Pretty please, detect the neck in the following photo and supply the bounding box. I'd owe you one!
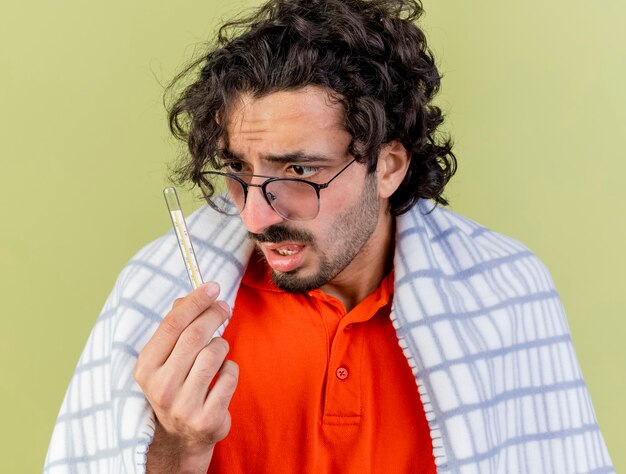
[320,213,395,312]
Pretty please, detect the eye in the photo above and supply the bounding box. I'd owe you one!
[289,165,319,178]
[221,161,245,173]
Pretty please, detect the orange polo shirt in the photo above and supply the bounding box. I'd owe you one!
[210,253,436,473]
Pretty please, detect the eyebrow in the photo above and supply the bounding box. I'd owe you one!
[217,148,243,161]
[217,148,335,164]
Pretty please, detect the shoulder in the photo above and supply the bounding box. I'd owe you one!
[400,200,532,256]
[396,200,558,301]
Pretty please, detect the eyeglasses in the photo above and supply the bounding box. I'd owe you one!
[200,159,356,221]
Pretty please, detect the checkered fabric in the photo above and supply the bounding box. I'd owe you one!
[44,199,613,473]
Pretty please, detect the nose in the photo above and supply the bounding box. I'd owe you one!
[239,185,285,234]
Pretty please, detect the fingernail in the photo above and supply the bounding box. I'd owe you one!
[204,282,220,298]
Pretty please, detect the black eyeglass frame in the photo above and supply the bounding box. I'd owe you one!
[200,158,357,221]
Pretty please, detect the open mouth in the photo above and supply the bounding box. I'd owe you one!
[262,243,306,272]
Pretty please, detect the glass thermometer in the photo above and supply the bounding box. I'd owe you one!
[163,187,204,289]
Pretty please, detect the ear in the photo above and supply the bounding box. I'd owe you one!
[376,140,411,199]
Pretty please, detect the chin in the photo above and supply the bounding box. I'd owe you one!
[270,268,327,294]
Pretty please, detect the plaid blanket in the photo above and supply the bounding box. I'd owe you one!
[44,199,613,473]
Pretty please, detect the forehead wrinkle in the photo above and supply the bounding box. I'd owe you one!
[222,88,351,165]
[228,90,345,134]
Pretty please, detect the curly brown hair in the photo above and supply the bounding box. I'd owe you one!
[167,0,456,214]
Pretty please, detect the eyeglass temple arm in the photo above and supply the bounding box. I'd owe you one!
[323,158,357,188]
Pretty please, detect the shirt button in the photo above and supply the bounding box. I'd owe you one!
[336,367,349,380]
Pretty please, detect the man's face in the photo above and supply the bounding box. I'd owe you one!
[223,87,387,293]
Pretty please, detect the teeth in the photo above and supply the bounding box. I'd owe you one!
[276,248,298,256]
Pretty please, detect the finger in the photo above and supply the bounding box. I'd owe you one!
[181,337,231,399]
[137,282,220,371]
[167,300,230,363]
[171,297,184,309]
[156,301,230,388]
[203,360,239,416]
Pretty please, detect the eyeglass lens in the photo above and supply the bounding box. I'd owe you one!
[209,175,321,221]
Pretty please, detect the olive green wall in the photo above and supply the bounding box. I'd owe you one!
[1,0,623,471]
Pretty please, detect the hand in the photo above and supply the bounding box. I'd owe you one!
[134,282,239,473]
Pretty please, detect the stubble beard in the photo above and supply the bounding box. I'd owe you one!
[251,174,380,293]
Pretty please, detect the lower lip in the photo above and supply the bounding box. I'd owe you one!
[263,246,306,273]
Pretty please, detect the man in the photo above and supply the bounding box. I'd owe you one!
[45,0,613,473]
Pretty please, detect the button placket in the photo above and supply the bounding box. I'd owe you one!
[323,322,364,422]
